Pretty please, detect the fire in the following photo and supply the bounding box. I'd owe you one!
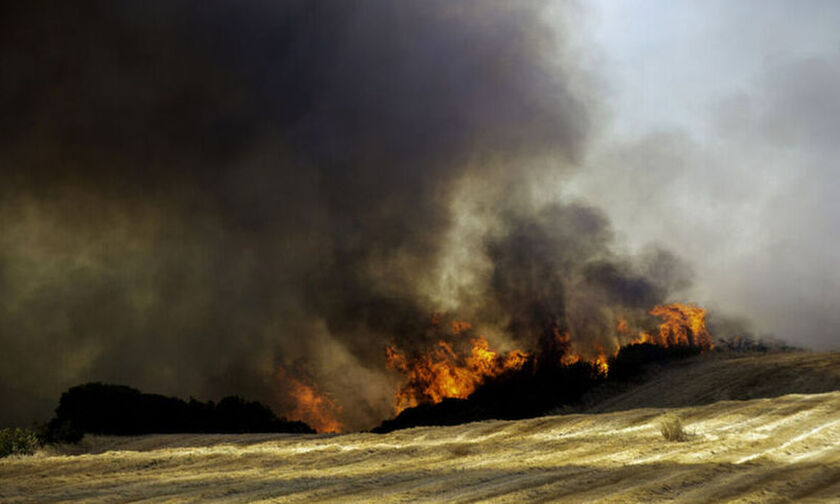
[593,345,610,374]
[386,303,713,414]
[561,353,581,366]
[276,367,344,434]
[645,303,712,349]
[451,320,473,334]
[386,335,528,414]
[616,318,629,334]
[632,331,653,344]
[502,349,529,369]
[560,344,611,375]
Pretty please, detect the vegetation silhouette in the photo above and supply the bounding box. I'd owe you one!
[44,383,314,443]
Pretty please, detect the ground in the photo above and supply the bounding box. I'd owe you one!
[3,351,840,503]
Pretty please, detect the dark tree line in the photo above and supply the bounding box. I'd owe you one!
[44,383,314,443]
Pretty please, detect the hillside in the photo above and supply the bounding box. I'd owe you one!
[581,350,840,413]
[3,351,840,503]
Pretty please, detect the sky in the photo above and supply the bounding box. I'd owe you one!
[1,1,839,429]
[568,0,840,349]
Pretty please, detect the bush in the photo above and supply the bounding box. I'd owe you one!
[44,382,315,443]
[43,418,84,444]
[0,427,41,457]
[659,415,689,442]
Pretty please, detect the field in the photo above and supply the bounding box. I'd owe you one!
[3,352,840,503]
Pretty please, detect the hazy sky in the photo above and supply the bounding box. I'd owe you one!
[568,0,840,348]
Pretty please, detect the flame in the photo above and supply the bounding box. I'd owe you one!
[593,345,610,374]
[632,331,652,344]
[646,303,713,349]
[386,335,527,414]
[277,367,344,434]
[616,318,629,334]
[560,344,611,375]
[561,353,581,366]
[386,303,713,414]
[502,349,529,369]
[451,320,473,334]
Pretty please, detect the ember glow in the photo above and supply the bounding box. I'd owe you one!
[277,367,344,434]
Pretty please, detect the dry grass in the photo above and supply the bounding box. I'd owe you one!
[4,390,840,502]
[658,415,689,442]
[447,442,473,457]
[5,352,840,503]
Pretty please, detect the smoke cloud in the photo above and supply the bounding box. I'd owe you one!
[573,0,840,351]
[1,0,697,430]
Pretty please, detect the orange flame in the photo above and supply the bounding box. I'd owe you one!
[616,318,629,334]
[451,320,473,334]
[560,343,612,375]
[386,304,713,414]
[645,303,712,349]
[594,345,610,374]
[277,367,344,434]
[633,331,653,344]
[560,353,581,366]
[386,336,527,414]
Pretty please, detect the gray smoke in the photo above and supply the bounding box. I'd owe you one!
[573,0,840,351]
[0,0,695,430]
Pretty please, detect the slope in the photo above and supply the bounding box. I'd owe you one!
[2,352,840,503]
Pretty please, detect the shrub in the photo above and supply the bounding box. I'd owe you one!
[659,415,689,442]
[43,382,315,442]
[43,418,84,444]
[0,427,41,457]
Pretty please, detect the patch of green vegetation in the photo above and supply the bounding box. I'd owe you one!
[0,427,41,457]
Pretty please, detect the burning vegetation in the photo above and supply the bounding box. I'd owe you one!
[276,367,344,434]
[646,303,712,348]
[386,337,528,414]
[3,0,776,442]
[1,1,726,440]
[269,302,714,434]
[373,303,713,432]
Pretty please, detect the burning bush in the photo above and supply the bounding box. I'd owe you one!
[276,367,344,434]
[374,303,713,433]
[385,337,527,414]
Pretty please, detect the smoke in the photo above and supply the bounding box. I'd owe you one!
[475,203,691,356]
[570,0,840,351]
[0,0,697,430]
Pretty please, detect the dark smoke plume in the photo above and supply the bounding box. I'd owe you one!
[474,203,692,358]
[0,1,690,430]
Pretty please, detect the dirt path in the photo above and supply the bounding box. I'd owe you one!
[3,353,840,503]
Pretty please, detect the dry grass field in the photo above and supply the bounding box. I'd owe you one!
[3,351,840,503]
